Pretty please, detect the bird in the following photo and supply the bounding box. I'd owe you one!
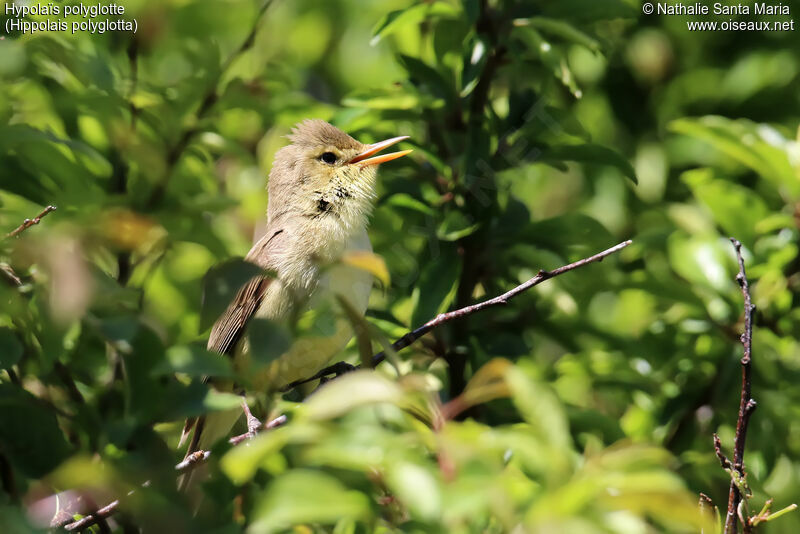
[179,119,411,481]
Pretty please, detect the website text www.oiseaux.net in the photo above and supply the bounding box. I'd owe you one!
[642,3,795,32]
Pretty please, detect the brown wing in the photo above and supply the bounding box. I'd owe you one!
[179,227,286,451]
[207,227,285,356]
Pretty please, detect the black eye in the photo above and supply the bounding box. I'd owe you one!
[320,152,337,164]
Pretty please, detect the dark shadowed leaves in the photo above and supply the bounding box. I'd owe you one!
[0,328,23,369]
[411,244,461,328]
[0,384,70,477]
[540,143,638,184]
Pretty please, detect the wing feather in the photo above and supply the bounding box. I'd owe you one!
[207,227,285,356]
[180,228,286,455]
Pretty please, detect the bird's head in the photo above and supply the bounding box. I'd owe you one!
[267,120,411,231]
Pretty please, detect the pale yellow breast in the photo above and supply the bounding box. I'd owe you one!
[242,228,373,390]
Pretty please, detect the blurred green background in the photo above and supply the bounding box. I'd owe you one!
[1,0,800,532]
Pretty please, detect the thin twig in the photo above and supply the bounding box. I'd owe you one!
[723,238,757,534]
[5,205,56,239]
[714,433,731,470]
[59,414,286,531]
[282,240,633,391]
[63,499,120,532]
[228,414,287,446]
[0,263,22,286]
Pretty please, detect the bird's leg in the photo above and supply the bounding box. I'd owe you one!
[240,398,262,437]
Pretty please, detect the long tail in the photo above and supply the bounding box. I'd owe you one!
[178,408,241,491]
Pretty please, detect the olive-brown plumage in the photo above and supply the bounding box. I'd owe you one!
[180,120,410,486]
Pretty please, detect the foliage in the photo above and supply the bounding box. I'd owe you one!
[1,0,799,532]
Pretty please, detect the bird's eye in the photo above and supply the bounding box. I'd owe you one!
[320,152,337,164]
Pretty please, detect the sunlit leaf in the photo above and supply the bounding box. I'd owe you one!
[304,371,404,420]
[249,469,370,532]
[335,295,374,368]
[371,2,461,44]
[383,193,435,216]
[514,17,600,51]
[340,250,390,287]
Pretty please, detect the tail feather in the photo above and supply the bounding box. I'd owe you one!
[178,416,196,448]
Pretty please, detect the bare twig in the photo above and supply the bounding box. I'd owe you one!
[62,499,121,532]
[282,240,633,391]
[714,433,732,470]
[228,414,287,446]
[0,263,22,286]
[5,205,56,239]
[58,413,286,531]
[174,450,211,472]
[723,238,757,534]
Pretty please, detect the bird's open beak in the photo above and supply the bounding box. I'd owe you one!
[348,135,412,167]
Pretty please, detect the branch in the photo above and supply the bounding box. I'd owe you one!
[56,413,286,532]
[62,499,121,532]
[2,205,57,286]
[282,240,633,391]
[723,238,757,534]
[5,205,56,239]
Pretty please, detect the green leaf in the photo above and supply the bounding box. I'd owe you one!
[461,34,489,97]
[383,193,435,216]
[371,2,460,44]
[385,462,442,520]
[335,295,374,368]
[221,425,293,485]
[249,469,370,532]
[516,27,582,98]
[682,168,768,246]
[540,143,638,184]
[248,318,292,369]
[343,86,444,111]
[200,258,270,331]
[506,367,571,450]
[515,17,600,51]
[0,384,71,477]
[398,54,454,104]
[304,371,404,420]
[340,250,390,287]
[0,328,23,369]
[152,344,234,378]
[669,116,800,198]
[410,244,461,327]
[437,211,481,241]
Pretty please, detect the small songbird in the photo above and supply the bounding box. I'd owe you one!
[181,120,411,470]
